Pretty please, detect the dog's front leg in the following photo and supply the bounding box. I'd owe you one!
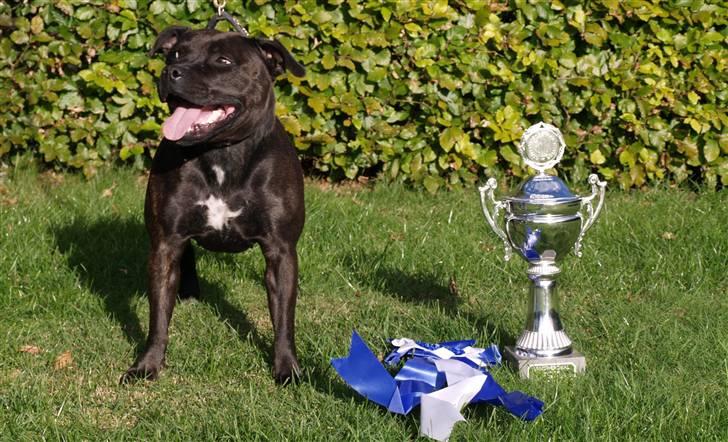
[261,240,300,384]
[121,239,185,383]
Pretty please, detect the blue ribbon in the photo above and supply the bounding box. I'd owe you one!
[331,331,544,422]
[330,331,405,413]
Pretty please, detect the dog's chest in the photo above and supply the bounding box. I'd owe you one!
[172,161,259,250]
[189,163,239,229]
[195,194,242,230]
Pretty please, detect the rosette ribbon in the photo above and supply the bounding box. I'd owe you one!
[331,331,543,441]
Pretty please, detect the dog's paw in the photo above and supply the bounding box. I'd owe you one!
[273,354,301,385]
[177,291,200,303]
[177,282,200,301]
[119,363,161,385]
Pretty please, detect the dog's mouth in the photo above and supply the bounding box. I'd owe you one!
[162,98,237,142]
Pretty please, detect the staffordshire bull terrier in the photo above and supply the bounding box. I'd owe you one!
[120,26,306,384]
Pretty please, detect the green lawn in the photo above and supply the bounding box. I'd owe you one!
[1,167,726,441]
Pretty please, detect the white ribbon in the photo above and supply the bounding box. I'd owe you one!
[420,359,488,441]
[389,338,496,368]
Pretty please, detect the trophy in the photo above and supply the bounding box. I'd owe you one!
[478,122,606,378]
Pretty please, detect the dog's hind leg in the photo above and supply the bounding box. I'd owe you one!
[178,242,200,300]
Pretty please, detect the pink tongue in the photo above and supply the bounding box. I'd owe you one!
[162,106,204,141]
[161,105,235,141]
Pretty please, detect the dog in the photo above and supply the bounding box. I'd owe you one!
[120,26,306,384]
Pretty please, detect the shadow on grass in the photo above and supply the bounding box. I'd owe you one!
[53,217,148,351]
[341,251,514,346]
[196,277,273,364]
[51,217,273,366]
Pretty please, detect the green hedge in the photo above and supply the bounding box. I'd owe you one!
[2,0,726,190]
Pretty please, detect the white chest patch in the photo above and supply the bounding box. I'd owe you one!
[197,195,242,230]
[211,165,225,185]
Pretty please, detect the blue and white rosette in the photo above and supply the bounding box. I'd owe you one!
[331,331,543,441]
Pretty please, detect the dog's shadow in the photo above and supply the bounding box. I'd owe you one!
[53,217,148,350]
[52,217,270,361]
[341,250,514,347]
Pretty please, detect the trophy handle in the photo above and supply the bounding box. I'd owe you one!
[574,174,606,257]
[478,178,513,261]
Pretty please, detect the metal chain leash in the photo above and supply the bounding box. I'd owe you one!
[212,0,226,16]
[208,0,249,37]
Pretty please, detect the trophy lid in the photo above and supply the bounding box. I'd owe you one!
[506,174,581,214]
[513,174,576,200]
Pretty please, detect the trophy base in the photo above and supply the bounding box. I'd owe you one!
[504,346,586,379]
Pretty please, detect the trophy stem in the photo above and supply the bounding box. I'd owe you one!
[505,264,586,378]
[517,267,572,357]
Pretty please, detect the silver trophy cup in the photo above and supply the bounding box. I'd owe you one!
[479,122,606,378]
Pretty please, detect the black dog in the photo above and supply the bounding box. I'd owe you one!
[120,26,305,384]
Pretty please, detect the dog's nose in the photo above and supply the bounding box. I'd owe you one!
[170,68,183,80]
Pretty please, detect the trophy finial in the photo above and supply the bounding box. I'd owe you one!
[518,122,565,174]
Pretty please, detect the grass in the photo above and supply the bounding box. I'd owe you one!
[0,167,726,441]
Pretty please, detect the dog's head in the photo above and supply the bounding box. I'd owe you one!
[150,27,305,145]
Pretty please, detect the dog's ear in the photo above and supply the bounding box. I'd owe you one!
[149,26,189,57]
[256,39,306,78]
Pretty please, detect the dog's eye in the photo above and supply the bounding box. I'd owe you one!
[217,56,233,65]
